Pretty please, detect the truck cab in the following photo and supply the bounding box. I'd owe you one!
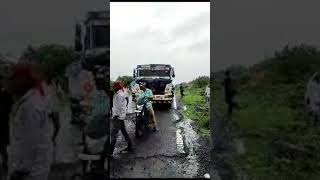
[68,12,110,166]
[66,10,109,111]
[75,10,109,79]
[133,64,175,105]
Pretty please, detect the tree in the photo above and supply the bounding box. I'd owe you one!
[190,76,210,88]
[274,43,319,60]
[20,44,76,84]
[116,75,134,87]
[20,45,36,61]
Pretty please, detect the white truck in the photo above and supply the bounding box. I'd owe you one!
[132,64,175,105]
[66,10,109,99]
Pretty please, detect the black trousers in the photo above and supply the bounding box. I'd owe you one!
[0,145,7,171]
[226,100,239,119]
[110,119,132,156]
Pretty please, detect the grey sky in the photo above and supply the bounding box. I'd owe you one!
[213,0,320,72]
[0,0,107,57]
[110,2,210,84]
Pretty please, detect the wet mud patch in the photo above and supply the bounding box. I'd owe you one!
[173,96,211,178]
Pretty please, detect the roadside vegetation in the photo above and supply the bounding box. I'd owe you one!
[116,75,134,87]
[213,44,320,179]
[178,76,210,136]
[0,44,75,88]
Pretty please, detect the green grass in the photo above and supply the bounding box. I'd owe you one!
[213,84,320,180]
[177,87,210,136]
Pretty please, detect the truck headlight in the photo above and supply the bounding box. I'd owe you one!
[165,84,172,92]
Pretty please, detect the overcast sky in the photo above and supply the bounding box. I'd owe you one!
[0,0,107,57]
[110,2,210,84]
[213,0,320,72]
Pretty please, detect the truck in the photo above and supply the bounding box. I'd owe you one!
[76,10,109,79]
[66,10,110,175]
[66,10,109,127]
[132,64,175,105]
[66,10,109,98]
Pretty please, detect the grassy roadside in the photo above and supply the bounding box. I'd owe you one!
[213,83,320,180]
[177,87,210,136]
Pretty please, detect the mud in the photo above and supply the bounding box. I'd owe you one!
[110,95,210,178]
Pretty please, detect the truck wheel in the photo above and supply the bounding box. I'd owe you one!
[167,101,172,109]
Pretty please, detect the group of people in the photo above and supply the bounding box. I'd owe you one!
[0,62,62,180]
[109,81,158,158]
[0,60,162,179]
[0,61,112,180]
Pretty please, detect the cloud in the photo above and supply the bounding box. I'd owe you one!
[111,2,210,84]
[170,11,210,42]
[187,38,210,52]
[0,0,106,55]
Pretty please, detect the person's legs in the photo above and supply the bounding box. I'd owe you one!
[119,121,132,148]
[227,102,233,120]
[147,107,157,129]
[97,137,109,172]
[0,145,7,173]
[110,120,120,157]
[0,152,4,180]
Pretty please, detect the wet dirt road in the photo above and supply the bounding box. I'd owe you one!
[110,97,209,178]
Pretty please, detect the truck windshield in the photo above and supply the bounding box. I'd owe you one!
[138,69,170,77]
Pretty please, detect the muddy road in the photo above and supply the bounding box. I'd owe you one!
[110,97,210,178]
[46,95,210,179]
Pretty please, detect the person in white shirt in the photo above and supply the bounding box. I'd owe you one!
[110,81,133,158]
[205,85,210,103]
[7,63,53,180]
[305,72,320,125]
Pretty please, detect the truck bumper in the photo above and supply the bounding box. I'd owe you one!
[153,95,173,104]
[153,100,172,104]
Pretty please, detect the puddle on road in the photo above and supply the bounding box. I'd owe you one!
[172,95,177,110]
[173,110,200,177]
[176,129,186,154]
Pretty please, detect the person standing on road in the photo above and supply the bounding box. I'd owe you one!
[110,81,133,158]
[205,85,210,103]
[130,80,140,102]
[124,87,129,108]
[7,63,54,180]
[138,82,158,132]
[180,84,184,99]
[223,70,238,120]
[86,77,110,172]
[305,72,320,126]
[42,80,61,147]
[0,81,14,179]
